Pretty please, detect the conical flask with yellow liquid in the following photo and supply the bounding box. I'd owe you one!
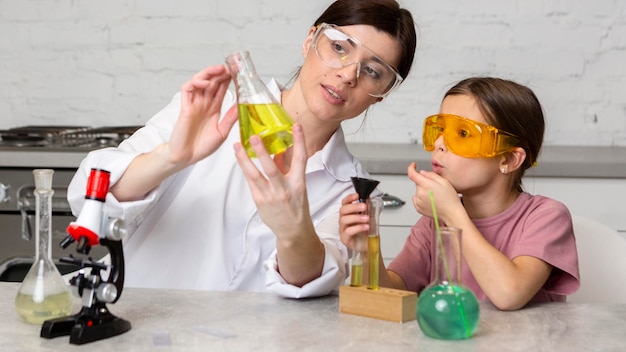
[225,51,294,157]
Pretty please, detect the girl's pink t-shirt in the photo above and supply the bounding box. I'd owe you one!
[387,192,580,303]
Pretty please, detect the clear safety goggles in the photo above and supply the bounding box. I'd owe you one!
[423,114,527,159]
[311,23,403,98]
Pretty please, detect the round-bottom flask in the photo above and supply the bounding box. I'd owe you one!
[417,227,480,339]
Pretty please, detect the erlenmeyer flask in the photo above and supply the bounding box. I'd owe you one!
[225,51,294,157]
[15,169,72,325]
[417,227,480,339]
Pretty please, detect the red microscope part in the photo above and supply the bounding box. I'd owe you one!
[63,169,111,252]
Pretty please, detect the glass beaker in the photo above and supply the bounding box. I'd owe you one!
[225,51,294,157]
[15,169,73,325]
[417,227,479,340]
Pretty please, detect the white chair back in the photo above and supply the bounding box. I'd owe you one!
[568,215,626,303]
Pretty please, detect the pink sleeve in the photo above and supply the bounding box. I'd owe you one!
[387,217,435,293]
[511,200,580,295]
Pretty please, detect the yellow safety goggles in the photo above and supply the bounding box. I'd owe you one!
[423,114,525,159]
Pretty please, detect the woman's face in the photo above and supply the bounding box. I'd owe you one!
[298,24,402,123]
[432,94,502,195]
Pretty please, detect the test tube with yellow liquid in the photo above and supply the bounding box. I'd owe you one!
[349,177,380,288]
[226,51,294,157]
[366,197,383,290]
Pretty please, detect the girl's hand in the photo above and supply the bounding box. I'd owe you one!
[338,193,369,249]
[167,65,239,167]
[407,162,463,223]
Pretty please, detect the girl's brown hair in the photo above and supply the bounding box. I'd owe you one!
[445,77,545,192]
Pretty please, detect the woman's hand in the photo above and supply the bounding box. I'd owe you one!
[111,65,238,202]
[338,193,369,249]
[234,123,324,286]
[407,162,463,224]
[167,65,239,168]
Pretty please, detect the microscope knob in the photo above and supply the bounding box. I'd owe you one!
[102,217,128,241]
[96,283,118,303]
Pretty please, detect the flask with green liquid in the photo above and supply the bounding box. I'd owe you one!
[417,227,480,339]
[225,51,294,157]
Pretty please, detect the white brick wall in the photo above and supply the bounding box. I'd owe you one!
[1,0,624,146]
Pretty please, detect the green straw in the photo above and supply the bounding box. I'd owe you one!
[429,190,471,337]
[430,190,451,283]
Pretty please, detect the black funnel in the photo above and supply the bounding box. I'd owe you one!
[351,177,380,203]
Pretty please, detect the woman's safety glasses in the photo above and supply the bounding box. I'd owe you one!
[423,114,526,159]
[312,23,403,98]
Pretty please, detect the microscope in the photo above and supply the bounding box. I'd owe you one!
[40,168,132,345]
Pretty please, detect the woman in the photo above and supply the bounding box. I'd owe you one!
[339,77,580,309]
[67,0,417,298]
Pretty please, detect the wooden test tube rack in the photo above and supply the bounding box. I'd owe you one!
[339,285,418,323]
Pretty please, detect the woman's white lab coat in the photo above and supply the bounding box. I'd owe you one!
[67,80,373,298]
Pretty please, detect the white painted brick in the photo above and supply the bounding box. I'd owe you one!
[0,0,624,146]
[134,0,217,18]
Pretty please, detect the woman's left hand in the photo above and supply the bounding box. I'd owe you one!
[234,123,323,286]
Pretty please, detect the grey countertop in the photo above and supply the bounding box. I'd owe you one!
[2,282,626,351]
[1,144,625,178]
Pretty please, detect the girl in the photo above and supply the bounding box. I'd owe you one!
[339,77,580,310]
[67,0,417,298]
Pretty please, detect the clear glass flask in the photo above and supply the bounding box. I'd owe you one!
[225,51,294,157]
[417,227,480,339]
[15,169,73,325]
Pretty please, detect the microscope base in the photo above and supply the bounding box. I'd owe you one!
[41,304,131,345]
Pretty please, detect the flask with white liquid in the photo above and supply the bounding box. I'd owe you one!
[15,169,73,325]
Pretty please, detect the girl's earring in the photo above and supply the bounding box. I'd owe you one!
[501,168,506,174]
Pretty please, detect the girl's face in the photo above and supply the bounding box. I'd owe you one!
[298,24,402,123]
[432,94,502,195]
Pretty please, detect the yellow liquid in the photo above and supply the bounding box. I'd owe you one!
[238,103,294,157]
[367,235,380,290]
[15,291,73,325]
[350,263,363,286]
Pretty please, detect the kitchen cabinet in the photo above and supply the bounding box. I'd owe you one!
[373,173,626,264]
[525,177,626,234]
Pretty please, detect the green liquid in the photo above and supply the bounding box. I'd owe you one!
[417,284,480,340]
[15,291,73,325]
[238,103,293,157]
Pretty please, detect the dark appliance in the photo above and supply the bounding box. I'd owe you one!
[0,125,141,281]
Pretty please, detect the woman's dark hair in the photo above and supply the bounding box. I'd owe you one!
[313,0,417,80]
[444,77,545,192]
